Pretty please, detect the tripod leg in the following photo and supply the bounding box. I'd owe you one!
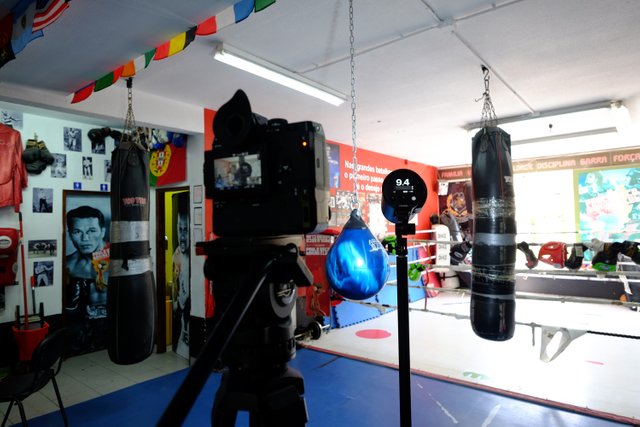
[259,384,308,427]
[211,373,239,427]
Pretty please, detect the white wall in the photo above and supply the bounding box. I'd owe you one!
[185,132,206,318]
[0,92,207,323]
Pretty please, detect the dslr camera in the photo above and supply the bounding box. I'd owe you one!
[204,89,330,237]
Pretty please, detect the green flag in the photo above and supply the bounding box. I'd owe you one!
[255,0,275,12]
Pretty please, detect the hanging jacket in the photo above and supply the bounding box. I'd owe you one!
[0,124,28,212]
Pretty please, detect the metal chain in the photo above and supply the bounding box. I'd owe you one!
[123,78,136,136]
[349,0,359,211]
[122,78,147,150]
[479,65,498,127]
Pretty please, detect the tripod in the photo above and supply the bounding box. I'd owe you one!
[158,238,311,427]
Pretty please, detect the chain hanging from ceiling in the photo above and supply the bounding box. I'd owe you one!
[478,65,498,128]
[122,78,148,151]
[349,0,360,212]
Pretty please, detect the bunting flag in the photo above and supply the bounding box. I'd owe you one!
[233,0,255,23]
[0,14,16,68]
[69,0,277,103]
[11,0,44,55]
[121,48,156,77]
[69,81,95,104]
[255,0,275,12]
[154,26,196,61]
[94,65,124,92]
[196,16,217,36]
[33,0,69,32]
[149,141,187,187]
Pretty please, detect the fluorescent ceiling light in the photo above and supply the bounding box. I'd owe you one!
[212,44,346,106]
[465,101,628,145]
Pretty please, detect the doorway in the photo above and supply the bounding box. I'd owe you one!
[155,186,190,359]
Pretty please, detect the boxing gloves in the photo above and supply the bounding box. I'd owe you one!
[22,138,54,174]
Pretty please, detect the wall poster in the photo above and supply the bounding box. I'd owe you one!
[575,166,640,243]
[62,190,111,356]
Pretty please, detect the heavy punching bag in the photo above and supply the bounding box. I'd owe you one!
[108,135,156,364]
[470,127,517,341]
[108,81,156,364]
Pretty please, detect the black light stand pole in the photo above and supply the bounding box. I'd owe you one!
[395,214,414,427]
[381,168,427,427]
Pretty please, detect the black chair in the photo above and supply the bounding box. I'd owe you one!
[0,328,69,426]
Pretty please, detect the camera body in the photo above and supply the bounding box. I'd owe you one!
[204,90,330,237]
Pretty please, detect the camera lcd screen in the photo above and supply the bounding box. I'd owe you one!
[213,153,262,191]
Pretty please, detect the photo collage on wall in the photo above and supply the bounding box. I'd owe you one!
[576,166,640,242]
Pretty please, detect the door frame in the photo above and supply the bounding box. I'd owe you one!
[154,185,189,353]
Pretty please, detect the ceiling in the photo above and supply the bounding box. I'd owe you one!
[1,0,640,167]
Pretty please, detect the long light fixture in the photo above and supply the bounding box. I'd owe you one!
[465,101,629,145]
[212,44,347,106]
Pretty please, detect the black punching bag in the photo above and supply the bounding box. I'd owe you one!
[107,138,157,364]
[470,127,516,341]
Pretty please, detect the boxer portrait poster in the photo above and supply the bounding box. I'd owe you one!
[62,190,111,355]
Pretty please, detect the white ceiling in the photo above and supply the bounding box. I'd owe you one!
[1,0,640,167]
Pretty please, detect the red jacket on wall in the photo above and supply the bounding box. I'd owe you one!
[0,124,28,212]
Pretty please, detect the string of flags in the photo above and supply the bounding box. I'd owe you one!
[0,0,69,68]
[68,0,276,104]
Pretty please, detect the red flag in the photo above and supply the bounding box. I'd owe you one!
[70,82,95,104]
[196,16,217,36]
[149,142,187,187]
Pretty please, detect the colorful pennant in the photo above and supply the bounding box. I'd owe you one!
[0,0,71,70]
[69,0,277,103]
[121,49,156,78]
[33,0,69,32]
[154,26,196,61]
[11,0,43,55]
[68,82,95,104]
[94,65,123,92]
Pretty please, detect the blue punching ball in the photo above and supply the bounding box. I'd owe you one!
[325,209,390,300]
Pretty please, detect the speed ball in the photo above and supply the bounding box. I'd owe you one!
[325,209,389,300]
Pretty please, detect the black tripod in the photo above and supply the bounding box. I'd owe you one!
[158,239,312,427]
[211,362,307,426]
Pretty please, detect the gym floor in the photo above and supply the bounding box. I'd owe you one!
[305,292,640,424]
[1,292,638,426]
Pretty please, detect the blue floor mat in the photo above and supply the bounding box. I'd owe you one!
[18,348,632,427]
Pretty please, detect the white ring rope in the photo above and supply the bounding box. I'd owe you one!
[341,299,640,341]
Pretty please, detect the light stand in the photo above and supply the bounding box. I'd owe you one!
[381,169,428,427]
[393,211,414,427]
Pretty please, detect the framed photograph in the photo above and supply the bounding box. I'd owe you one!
[34,261,54,287]
[194,206,203,226]
[28,239,57,258]
[63,127,82,152]
[104,159,112,182]
[193,185,203,204]
[51,153,67,178]
[82,156,93,180]
[1,109,23,129]
[33,187,53,213]
[62,190,111,355]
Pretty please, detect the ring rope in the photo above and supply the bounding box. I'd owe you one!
[342,299,640,341]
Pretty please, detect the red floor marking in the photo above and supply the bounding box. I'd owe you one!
[356,329,392,339]
[586,360,604,365]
